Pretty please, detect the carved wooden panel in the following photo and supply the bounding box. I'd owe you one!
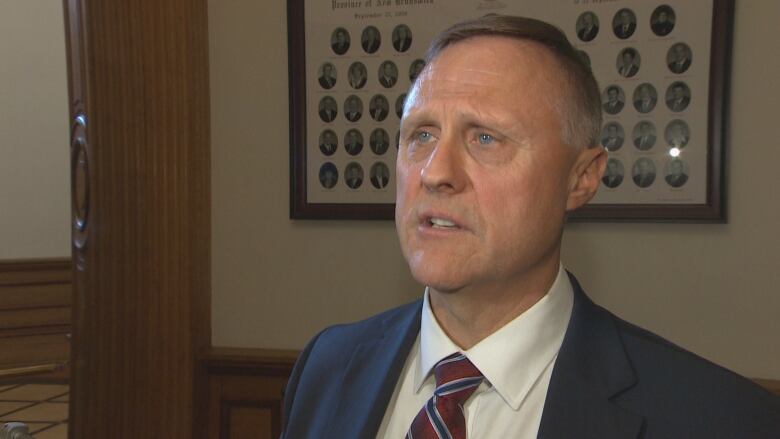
[62,0,211,437]
[202,348,297,439]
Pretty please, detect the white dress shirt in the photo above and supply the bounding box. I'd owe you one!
[377,266,574,438]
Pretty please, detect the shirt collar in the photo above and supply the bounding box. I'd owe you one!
[415,265,574,410]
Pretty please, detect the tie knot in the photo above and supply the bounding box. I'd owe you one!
[433,353,484,401]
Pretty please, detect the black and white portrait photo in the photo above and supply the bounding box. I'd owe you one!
[576,11,599,42]
[361,25,381,54]
[369,94,389,122]
[633,83,658,114]
[602,158,625,188]
[330,27,350,55]
[395,93,407,119]
[602,85,625,115]
[601,122,624,152]
[344,162,364,189]
[318,96,337,123]
[318,62,337,89]
[318,162,338,189]
[319,129,338,156]
[612,8,637,40]
[651,5,676,37]
[665,159,689,188]
[665,119,690,148]
[667,42,693,74]
[348,62,368,90]
[370,162,390,189]
[370,128,390,155]
[616,47,640,78]
[344,95,363,122]
[409,59,425,82]
[666,81,691,112]
[632,121,656,151]
[632,158,657,188]
[392,24,412,52]
[344,129,363,156]
[378,61,398,88]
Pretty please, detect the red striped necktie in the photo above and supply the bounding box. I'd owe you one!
[406,353,484,439]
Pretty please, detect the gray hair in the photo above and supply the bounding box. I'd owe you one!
[424,15,602,149]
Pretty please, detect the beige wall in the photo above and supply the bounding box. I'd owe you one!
[0,1,70,259]
[211,0,780,380]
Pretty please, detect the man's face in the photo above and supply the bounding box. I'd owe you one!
[383,63,394,77]
[607,161,618,176]
[337,31,346,44]
[670,160,683,176]
[640,86,651,100]
[673,86,685,99]
[323,64,333,77]
[674,45,687,61]
[348,131,358,144]
[324,132,334,144]
[638,160,651,175]
[622,52,633,66]
[583,14,593,27]
[658,11,668,23]
[640,123,650,136]
[395,36,599,293]
[620,11,631,25]
[398,26,408,40]
[608,89,618,102]
[608,125,618,138]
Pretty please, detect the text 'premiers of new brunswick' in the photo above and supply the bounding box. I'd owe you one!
[333,0,434,10]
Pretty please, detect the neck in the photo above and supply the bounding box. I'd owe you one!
[429,255,560,350]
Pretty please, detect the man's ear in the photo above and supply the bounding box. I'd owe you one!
[566,146,607,211]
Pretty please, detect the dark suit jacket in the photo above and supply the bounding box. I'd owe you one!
[281,274,780,438]
[614,22,636,39]
[669,59,692,74]
[578,25,599,42]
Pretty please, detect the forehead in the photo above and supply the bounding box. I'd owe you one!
[408,36,563,122]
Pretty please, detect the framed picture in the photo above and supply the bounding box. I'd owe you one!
[289,0,733,222]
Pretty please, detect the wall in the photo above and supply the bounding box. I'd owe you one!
[0,1,70,259]
[210,0,780,380]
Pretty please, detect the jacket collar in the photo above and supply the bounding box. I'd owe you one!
[326,301,422,438]
[537,272,644,438]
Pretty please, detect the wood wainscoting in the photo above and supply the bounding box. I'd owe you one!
[0,259,71,373]
[202,348,298,439]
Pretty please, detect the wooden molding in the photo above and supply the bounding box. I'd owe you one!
[0,258,72,369]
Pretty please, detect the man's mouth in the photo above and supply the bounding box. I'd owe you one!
[428,217,458,229]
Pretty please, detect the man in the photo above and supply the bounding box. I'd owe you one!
[668,43,692,74]
[652,5,675,36]
[370,95,389,122]
[633,121,656,151]
[318,163,338,189]
[665,159,689,188]
[393,24,412,52]
[632,158,656,188]
[318,63,336,89]
[348,62,367,90]
[633,83,657,114]
[370,128,389,155]
[362,25,381,54]
[602,85,623,114]
[666,82,691,112]
[602,158,624,188]
[319,130,337,156]
[666,120,690,148]
[370,162,390,189]
[317,96,337,123]
[618,48,639,78]
[344,162,363,189]
[379,61,398,88]
[331,28,350,55]
[344,95,362,122]
[601,123,623,151]
[577,11,599,42]
[344,129,363,156]
[282,15,779,439]
[613,8,636,39]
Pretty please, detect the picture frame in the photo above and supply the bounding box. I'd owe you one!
[288,0,733,222]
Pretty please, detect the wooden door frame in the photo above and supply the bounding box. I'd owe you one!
[63,1,211,437]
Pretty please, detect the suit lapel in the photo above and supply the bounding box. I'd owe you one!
[326,301,422,438]
[537,273,645,439]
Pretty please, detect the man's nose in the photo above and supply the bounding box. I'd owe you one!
[420,137,466,193]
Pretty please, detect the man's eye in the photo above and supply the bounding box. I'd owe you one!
[477,133,494,145]
[416,131,433,143]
